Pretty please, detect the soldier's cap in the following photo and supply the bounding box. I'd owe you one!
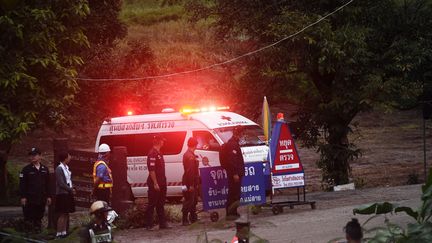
[28,147,41,156]
[153,134,167,143]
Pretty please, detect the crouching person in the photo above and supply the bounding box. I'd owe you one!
[80,201,113,243]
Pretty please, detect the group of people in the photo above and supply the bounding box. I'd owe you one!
[20,127,244,234]
[17,126,247,237]
[144,126,246,230]
[18,145,114,240]
[18,128,364,242]
[19,148,75,238]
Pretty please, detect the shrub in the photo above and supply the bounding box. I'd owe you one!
[0,163,21,206]
[407,171,419,185]
[117,202,182,229]
[120,0,184,26]
[353,168,432,242]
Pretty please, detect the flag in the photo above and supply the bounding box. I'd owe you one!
[262,96,271,141]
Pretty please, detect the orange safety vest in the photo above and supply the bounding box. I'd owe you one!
[93,161,113,189]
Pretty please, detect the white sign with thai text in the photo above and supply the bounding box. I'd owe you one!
[272,173,305,189]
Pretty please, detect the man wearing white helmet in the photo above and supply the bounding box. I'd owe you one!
[80,200,114,243]
[92,144,113,204]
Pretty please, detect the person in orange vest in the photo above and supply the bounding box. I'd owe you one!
[92,144,113,204]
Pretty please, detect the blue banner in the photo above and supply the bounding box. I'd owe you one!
[200,162,266,211]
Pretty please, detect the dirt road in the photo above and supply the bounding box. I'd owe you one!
[115,184,422,243]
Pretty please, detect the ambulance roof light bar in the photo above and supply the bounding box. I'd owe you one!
[180,106,230,115]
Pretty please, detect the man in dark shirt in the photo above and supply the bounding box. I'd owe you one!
[225,126,245,220]
[19,147,51,232]
[145,135,171,230]
[181,137,200,225]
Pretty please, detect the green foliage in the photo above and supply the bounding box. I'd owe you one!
[407,172,420,185]
[74,39,155,122]
[352,168,432,242]
[354,177,367,189]
[84,0,126,49]
[117,203,181,229]
[121,0,184,25]
[0,0,89,143]
[186,0,432,186]
[0,163,20,206]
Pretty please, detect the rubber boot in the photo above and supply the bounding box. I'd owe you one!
[182,212,190,226]
[189,211,198,223]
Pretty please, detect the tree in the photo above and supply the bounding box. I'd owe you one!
[186,0,432,187]
[0,0,90,197]
[73,0,157,122]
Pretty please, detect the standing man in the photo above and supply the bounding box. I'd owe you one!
[145,135,171,230]
[181,137,200,226]
[19,147,52,232]
[225,126,245,220]
[93,143,113,204]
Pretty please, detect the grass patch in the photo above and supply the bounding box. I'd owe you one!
[121,0,185,26]
[400,123,420,130]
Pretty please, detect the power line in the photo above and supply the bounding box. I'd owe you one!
[77,0,354,82]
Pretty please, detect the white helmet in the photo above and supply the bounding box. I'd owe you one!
[89,200,112,214]
[98,143,111,153]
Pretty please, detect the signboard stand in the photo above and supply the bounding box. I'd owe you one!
[260,121,315,215]
[199,162,266,222]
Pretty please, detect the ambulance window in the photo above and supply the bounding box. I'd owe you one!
[192,131,220,151]
[99,132,186,156]
[214,125,266,146]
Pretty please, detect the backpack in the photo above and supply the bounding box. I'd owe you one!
[219,143,230,170]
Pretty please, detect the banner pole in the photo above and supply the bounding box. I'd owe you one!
[268,138,275,203]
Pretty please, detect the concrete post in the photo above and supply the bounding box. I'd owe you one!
[235,220,251,243]
[111,146,132,215]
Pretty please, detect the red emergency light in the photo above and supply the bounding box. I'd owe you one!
[127,111,133,116]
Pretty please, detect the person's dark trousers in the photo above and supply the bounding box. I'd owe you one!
[23,203,45,232]
[146,186,167,227]
[226,175,242,216]
[182,188,198,223]
[95,188,111,204]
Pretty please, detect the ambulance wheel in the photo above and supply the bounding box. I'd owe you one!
[289,205,294,209]
[210,212,219,222]
[278,206,284,213]
[272,206,281,215]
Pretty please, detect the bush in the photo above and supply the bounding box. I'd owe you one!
[0,163,21,206]
[407,171,420,185]
[352,168,432,242]
[120,0,184,25]
[117,202,182,229]
[353,177,367,189]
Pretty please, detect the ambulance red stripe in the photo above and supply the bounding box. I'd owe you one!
[130,182,182,187]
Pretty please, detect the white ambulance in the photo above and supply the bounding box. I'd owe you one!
[95,107,269,199]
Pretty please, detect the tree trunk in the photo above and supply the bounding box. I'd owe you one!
[325,123,351,185]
